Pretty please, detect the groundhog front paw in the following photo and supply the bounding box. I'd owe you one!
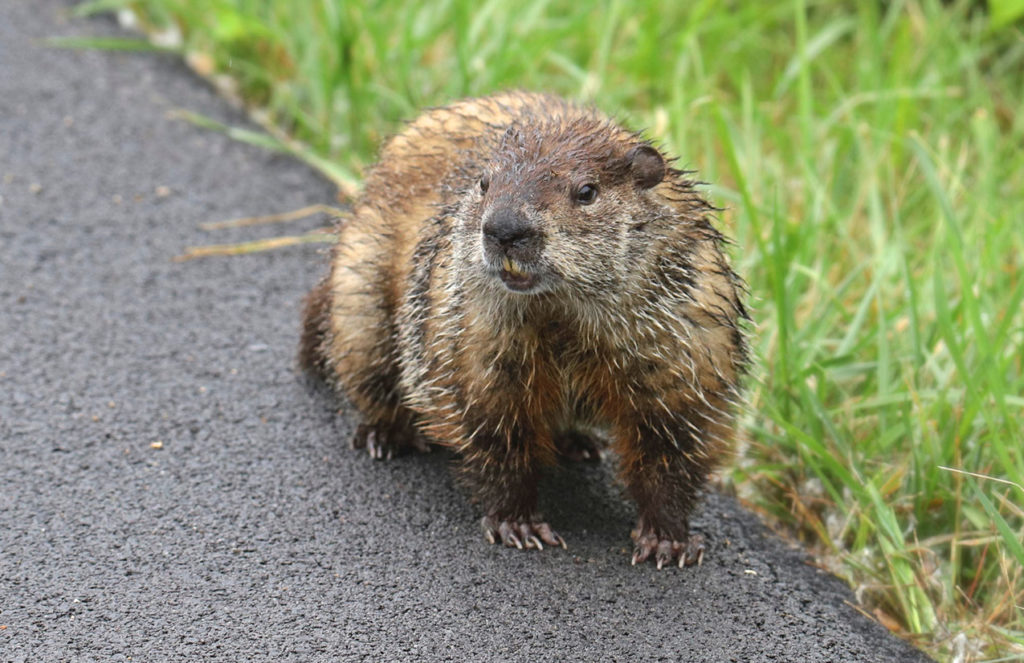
[630,527,705,569]
[351,422,428,460]
[481,515,567,551]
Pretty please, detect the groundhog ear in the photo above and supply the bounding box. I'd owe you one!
[628,145,665,189]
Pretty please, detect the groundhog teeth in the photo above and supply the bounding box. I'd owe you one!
[503,257,524,276]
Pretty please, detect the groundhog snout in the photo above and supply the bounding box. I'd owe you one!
[482,207,542,261]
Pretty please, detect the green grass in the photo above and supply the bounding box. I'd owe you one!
[78,0,1024,658]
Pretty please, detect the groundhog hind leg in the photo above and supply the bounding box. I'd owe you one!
[321,234,425,460]
[338,315,425,461]
[299,276,332,377]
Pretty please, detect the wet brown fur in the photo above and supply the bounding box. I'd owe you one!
[300,92,748,561]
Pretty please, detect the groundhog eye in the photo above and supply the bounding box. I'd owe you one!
[479,175,490,194]
[576,183,598,205]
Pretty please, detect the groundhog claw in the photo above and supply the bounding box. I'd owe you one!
[631,530,705,569]
[351,422,429,460]
[481,516,567,550]
[554,431,605,463]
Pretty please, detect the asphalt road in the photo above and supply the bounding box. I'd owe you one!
[0,2,934,661]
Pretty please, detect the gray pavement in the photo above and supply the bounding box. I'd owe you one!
[0,1,934,661]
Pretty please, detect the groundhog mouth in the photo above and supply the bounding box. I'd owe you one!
[498,256,540,293]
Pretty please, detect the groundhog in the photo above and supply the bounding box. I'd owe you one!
[300,91,748,569]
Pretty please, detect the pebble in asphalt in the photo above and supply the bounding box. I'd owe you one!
[0,1,935,661]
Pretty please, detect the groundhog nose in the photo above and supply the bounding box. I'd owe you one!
[483,207,537,251]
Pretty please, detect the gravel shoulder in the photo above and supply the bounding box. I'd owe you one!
[0,2,932,661]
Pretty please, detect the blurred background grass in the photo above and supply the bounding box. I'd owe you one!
[75,0,1024,659]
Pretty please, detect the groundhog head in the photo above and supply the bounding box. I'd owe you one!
[459,119,668,298]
